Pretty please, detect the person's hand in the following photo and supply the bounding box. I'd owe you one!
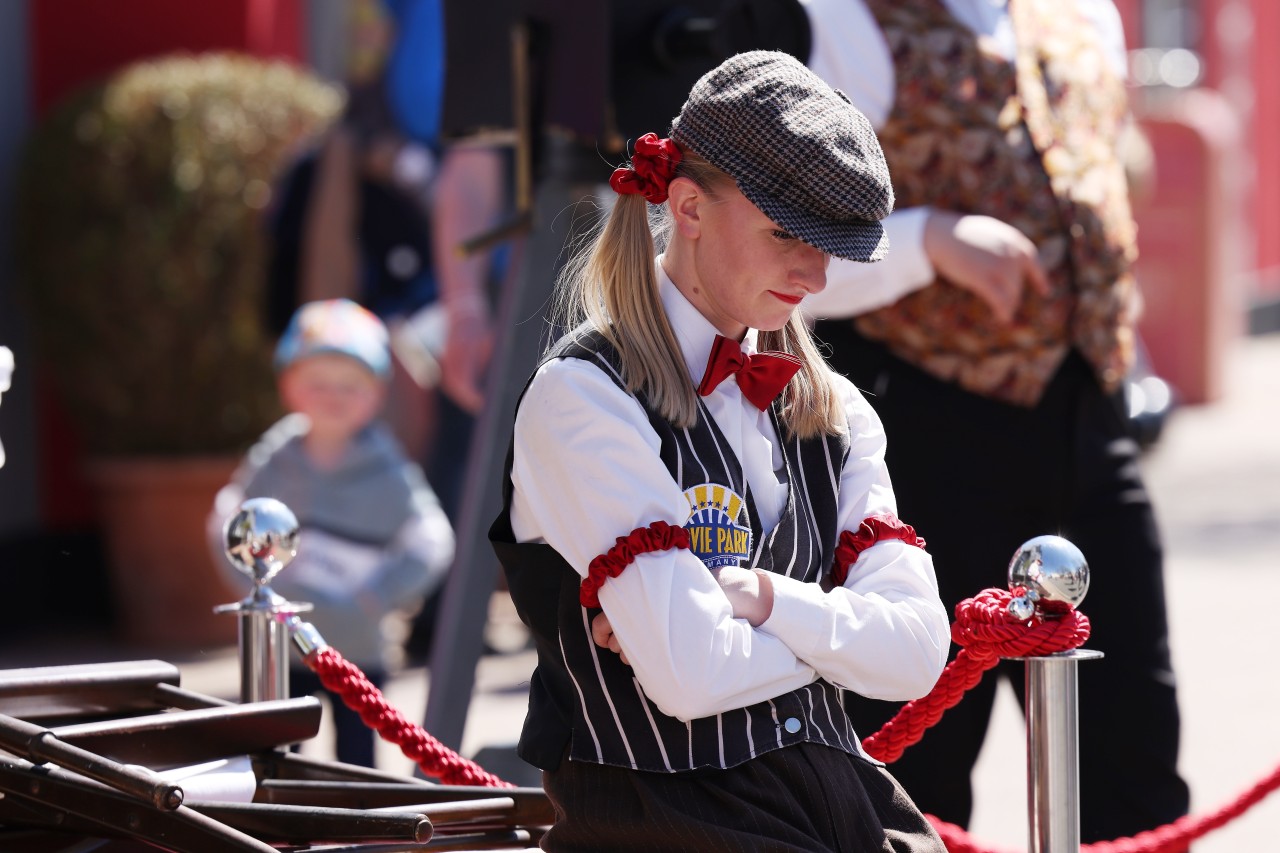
[710,567,775,627]
[923,211,1051,323]
[591,612,630,665]
[439,310,493,415]
[589,567,776,666]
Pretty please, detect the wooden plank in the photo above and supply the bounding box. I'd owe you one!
[191,802,432,845]
[0,660,181,720]
[51,697,323,767]
[255,780,554,827]
[0,757,277,852]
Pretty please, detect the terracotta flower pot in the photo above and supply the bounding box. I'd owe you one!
[86,455,244,650]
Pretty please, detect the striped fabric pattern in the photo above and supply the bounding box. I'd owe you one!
[533,331,858,773]
[540,740,947,852]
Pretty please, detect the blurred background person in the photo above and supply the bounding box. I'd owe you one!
[210,299,454,768]
[798,0,1191,843]
[265,0,442,465]
[264,0,511,663]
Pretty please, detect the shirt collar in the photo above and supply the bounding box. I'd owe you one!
[656,255,760,384]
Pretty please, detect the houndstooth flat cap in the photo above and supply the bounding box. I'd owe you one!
[670,50,893,262]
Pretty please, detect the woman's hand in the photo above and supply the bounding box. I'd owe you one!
[591,612,630,665]
[711,567,775,627]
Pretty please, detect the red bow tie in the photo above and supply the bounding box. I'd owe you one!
[697,334,803,410]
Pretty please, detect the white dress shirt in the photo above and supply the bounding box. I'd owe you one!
[510,259,950,725]
[798,0,1128,319]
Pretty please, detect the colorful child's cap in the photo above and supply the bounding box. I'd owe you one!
[274,299,391,379]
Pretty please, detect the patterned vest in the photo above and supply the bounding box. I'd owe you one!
[491,330,860,772]
[855,0,1138,406]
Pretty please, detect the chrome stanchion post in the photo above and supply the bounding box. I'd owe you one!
[214,497,310,703]
[1007,535,1103,853]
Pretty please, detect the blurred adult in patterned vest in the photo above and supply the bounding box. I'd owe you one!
[800,0,1190,844]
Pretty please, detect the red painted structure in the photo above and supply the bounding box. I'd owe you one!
[1201,0,1280,296]
[1115,1,1279,299]
[1112,0,1279,402]
[1135,94,1243,403]
[30,0,303,116]
[1244,1,1280,294]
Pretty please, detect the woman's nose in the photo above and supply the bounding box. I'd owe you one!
[794,243,830,293]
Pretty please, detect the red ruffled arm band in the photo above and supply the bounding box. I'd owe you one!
[830,513,927,587]
[580,520,691,608]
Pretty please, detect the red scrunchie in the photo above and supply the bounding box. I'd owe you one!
[608,133,683,204]
[580,520,691,608]
[830,513,927,586]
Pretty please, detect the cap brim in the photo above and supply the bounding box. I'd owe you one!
[739,182,890,263]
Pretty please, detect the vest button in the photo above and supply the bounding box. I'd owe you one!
[784,717,802,734]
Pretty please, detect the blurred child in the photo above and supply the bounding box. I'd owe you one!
[210,298,454,767]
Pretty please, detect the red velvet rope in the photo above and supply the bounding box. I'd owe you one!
[831,513,927,586]
[861,587,1091,765]
[305,647,512,788]
[301,584,1280,853]
[579,520,691,608]
[1079,759,1280,852]
[927,755,1280,853]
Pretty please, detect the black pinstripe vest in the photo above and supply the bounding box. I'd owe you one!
[492,330,858,773]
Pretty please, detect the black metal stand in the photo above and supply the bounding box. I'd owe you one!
[423,136,605,751]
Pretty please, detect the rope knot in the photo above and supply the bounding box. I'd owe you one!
[862,587,1089,765]
[953,587,1091,659]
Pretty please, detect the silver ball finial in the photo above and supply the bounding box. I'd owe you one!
[1007,534,1089,619]
[223,497,299,587]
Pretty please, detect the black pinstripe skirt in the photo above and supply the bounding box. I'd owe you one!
[539,742,946,852]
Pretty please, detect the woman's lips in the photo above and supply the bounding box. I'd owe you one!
[770,291,805,305]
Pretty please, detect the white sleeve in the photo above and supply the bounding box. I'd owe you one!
[803,207,936,319]
[756,377,952,701]
[510,358,819,722]
[799,0,937,317]
[800,0,894,130]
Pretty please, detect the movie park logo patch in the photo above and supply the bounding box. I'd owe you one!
[683,483,752,568]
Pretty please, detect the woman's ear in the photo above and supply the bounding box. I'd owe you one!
[666,176,703,239]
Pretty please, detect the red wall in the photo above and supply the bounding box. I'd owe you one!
[31,0,304,116]
[1112,0,1141,53]
[1249,1,1280,283]
[1198,0,1277,293]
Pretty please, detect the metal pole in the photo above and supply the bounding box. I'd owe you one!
[1005,534,1099,853]
[215,497,305,704]
[423,135,602,748]
[236,593,292,703]
[1024,648,1103,853]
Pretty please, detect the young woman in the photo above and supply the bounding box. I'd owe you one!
[491,51,951,852]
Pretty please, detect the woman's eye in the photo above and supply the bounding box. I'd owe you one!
[772,229,796,241]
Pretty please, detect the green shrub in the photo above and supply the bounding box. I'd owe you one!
[16,53,344,455]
